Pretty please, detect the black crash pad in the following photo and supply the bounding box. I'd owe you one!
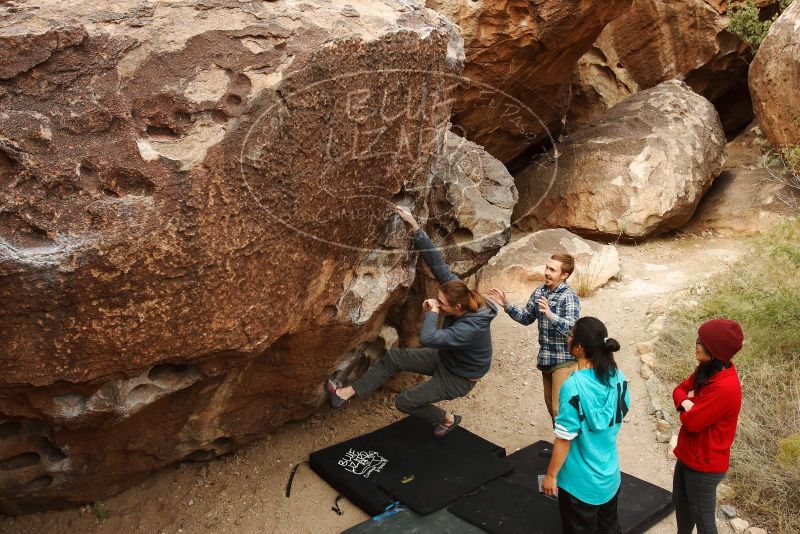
[342,507,486,534]
[309,417,505,516]
[498,440,675,534]
[448,478,562,534]
[377,443,512,514]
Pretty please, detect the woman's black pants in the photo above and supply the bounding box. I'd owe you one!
[557,487,622,534]
[673,460,726,534]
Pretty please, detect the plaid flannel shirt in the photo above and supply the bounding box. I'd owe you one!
[504,282,580,367]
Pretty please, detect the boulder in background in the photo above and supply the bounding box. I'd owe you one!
[477,228,620,298]
[514,80,727,240]
[426,0,632,162]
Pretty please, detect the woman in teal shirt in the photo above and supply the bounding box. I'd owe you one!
[542,316,630,534]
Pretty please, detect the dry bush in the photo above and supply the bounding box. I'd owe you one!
[570,264,597,298]
[653,220,800,533]
[762,146,800,212]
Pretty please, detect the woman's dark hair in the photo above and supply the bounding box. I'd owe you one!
[694,342,730,391]
[571,316,620,386]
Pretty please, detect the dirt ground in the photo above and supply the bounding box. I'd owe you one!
[1,234,746,534]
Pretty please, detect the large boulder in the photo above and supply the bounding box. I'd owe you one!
[749,0,800,149]
[687,123,800,236]
[425,0,631,163]
[568,0,754,134]
[0,0,463,513]
[425,131,518,275]
[514,80,727,240]
[476,229,620,298]
[390,131,517,346]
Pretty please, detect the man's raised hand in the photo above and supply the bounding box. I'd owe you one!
[487,288,508,307]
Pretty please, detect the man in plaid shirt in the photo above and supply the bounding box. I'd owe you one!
[489,254,580,421]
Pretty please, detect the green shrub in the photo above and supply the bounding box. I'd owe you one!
[780,146,800,175]
[728,0,793,49]
[777,435,800,467]
[729,0,773,48]
[91,501,109,521]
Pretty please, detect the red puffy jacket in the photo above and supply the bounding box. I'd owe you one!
[672,364,742,473]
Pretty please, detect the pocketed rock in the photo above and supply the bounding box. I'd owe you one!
[0,0,463,513]
[390,131,517,347]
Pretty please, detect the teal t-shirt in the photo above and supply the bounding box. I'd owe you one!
[553,368,630,505]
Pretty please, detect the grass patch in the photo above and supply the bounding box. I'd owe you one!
[91,501,109,521]
[780,145,800,175]
[571,264,598,298]
[653,219,800,533]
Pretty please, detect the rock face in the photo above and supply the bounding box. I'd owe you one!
[390,131,517,347]
[476,229,620,298]
[425,0,631,163]
[0,0,463,513]
[514,80,727,240]
[749,0,800,149]
[687,123,800,236]
[569,0,753,134]
[425,131,518,275]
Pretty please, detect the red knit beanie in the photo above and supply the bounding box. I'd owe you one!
[697,318,744,363]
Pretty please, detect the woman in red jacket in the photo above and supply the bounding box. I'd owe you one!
[672,318,744,534]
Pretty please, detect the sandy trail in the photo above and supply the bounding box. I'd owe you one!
[2,234,745,534]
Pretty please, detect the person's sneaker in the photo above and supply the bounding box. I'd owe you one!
[433,414,462,437]
[326,376,348,408]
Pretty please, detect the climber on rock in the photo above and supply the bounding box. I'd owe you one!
[326,205,497,437]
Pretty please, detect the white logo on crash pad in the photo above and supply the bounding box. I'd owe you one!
[338,449,388,478]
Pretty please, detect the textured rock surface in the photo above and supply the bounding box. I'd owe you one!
[476,229,620,298]
[425,0,631,162]
[425,131,518,275]
[390,131,517,347]
[569,0,753,134]
[514,80,727,239]
[749,0,800,148]
[687,123,800,236]
[0,0,463,513]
